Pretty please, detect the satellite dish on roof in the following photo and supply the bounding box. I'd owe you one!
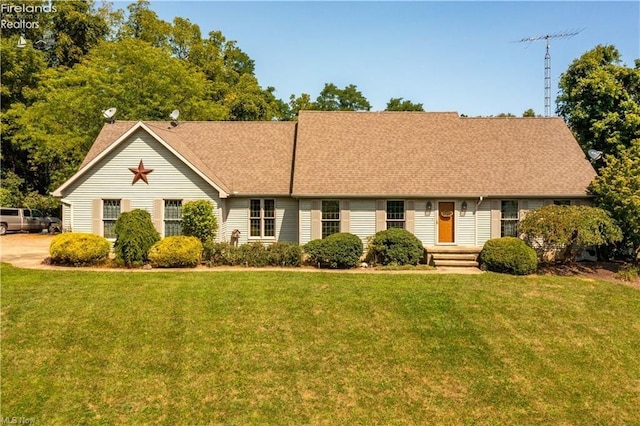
[102,107,117,123]
[170,109,179,127]
[588,149,603,161]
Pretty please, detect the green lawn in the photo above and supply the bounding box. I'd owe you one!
[2,264,639,425]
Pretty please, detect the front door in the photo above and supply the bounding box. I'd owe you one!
[438,202,455,243]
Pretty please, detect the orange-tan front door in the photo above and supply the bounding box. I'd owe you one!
[438,202,455,243]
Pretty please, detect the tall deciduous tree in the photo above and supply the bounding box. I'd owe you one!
[286,93,313,119]
[8,38,227,192]
[385,97,424,111]
[557,44,640,257]
[557,45,640,159]
[48,0,113,67]
[314,83,371,111]
[118,0,171,49]
[589,141,640,256]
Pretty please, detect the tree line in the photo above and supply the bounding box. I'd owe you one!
[0,1,638,257]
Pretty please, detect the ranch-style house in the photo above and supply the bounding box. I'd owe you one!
[53,111,596,259]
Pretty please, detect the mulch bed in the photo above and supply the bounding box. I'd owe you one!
[537,261,639,288]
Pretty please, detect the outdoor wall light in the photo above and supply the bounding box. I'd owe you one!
[425,201,432,216]
[461,201,468,216]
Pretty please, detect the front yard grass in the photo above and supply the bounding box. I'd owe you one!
[2,264,639,424]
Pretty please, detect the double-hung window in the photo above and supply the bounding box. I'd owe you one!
[164,200,183,236]
[386,200,405,229]
[501,200,519,237]
[321,200,340,238]
[103,199,121,238]
[250,199,275,238]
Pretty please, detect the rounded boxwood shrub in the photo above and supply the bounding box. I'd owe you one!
[49,233,110,266]
[479,237,538,275]
[148,236,203,268]
[367,228,424,266]
[304,233,363,269]
[114,209,160,267]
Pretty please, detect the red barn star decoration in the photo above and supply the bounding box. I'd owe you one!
[129,160,153,185]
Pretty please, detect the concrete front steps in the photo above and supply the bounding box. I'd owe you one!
[425,246,481,268]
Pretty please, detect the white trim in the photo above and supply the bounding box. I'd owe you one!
[52,122,230,198]
[321,199,341,238]
[385,199,406,230]
[247,198,277,240]
[500,199,519,238]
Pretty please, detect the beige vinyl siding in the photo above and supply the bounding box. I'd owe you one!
[276,198,299,243]
[299,199,312,245]
[224,197,297,244]
[476,200,491,246]
[486,199,558,244]
[350,199,377,247]
[62,204,71,231]
[456,200,476,245]
[225,198,249,245]
[528,199,544,211]
[60,130,221,235]
[414,200,435,246]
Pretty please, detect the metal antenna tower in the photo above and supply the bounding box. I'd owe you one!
[514,29,584,117]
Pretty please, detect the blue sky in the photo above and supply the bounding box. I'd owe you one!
[127,1,638,116]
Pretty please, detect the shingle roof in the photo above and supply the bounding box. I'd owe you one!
[80,120,298,196]
[73,111,595,199]
[292,111,596,197]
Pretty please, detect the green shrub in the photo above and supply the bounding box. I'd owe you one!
[114,209,160,267]
[182,200,218,244]
[204,241,302,267]
[203,241,240,266]
[367,228,424,266]
[303,239,324,264]
[304,233,363,269]
[268,242,302,267]
[49,233,110,266]
[237,242,270,267]
[479,237,538,275]
[148,236,202,268]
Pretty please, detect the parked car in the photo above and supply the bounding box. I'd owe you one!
[0,207,62,235]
